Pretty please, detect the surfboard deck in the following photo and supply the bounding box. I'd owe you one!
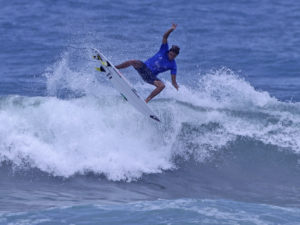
[92,48,160,122]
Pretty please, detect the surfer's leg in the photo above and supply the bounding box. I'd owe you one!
[115,60,143,70]
[145,80,165,103]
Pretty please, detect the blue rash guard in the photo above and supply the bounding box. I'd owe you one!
[144,43,177,77]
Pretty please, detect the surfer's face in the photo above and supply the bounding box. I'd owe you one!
[168,51,177,61]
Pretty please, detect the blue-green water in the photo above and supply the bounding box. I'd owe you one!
[1,0,300,224]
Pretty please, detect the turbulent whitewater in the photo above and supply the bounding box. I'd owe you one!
[1,53,300,183]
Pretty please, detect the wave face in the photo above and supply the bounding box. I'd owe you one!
[1,53,300,184]
[1,53,300,212]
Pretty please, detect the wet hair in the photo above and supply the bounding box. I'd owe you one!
[169,45,180,55]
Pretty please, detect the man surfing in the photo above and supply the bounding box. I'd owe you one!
[116,24,180,103]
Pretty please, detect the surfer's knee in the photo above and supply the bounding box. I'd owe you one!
[155,81,165,90]
[131,60,143,69]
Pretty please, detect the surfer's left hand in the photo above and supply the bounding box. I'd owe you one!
[171,23,177,30]
[173,82,179,90]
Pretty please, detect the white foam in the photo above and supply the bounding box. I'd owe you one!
[0,96,176,181]
[1,54,300,180]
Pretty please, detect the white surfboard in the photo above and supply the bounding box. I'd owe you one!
[92,48,160,122]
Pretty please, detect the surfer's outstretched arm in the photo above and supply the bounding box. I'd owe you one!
[162,24,177,44]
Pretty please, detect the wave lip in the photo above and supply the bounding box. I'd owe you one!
[1,63,300,181]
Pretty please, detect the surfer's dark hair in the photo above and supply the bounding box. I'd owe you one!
[170,45,180,55]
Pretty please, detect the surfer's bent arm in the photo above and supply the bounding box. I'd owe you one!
[171,74,179,90]
[162,24,177,44]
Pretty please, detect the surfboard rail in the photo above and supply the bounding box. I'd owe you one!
[92,48,160,122]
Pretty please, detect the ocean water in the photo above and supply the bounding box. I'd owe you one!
[1,0,300,224]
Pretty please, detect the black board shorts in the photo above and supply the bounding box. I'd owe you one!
[135,61,160,85]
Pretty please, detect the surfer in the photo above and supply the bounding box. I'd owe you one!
[116,24,180,103]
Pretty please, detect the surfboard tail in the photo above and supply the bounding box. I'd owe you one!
[150,115,160,122]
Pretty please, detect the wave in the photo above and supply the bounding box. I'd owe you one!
[2,199,300,224]
[0,52,300,182]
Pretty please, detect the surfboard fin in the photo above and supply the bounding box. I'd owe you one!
[101,61,108,66]
[95,66,106,72]
[93,54,103,61]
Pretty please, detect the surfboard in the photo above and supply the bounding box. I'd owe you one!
[92,48,160,122]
